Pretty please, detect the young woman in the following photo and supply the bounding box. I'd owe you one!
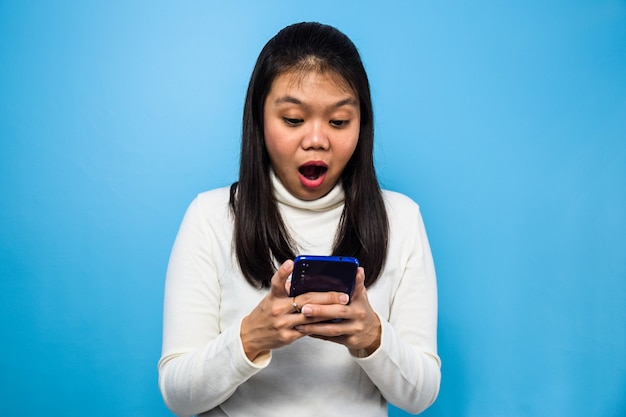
[158,22,441,417]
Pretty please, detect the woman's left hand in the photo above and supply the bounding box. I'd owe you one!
[294,267,381,356]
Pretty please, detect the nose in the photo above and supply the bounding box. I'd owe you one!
[301,120,329,150]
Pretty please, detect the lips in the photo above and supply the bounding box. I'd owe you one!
[298,161,328,189]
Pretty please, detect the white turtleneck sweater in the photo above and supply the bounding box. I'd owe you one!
[158,176,441,417]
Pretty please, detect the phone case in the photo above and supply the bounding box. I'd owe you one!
[289,255,359,299]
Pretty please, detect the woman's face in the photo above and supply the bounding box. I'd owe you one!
[263,70,360,201]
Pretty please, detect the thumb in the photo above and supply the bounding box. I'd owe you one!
[271,259,294,297]
[351,267,366,299]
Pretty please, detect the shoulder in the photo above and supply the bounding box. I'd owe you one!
[381,190,427,237]
[183,185,233,224]
[194,185,232,207]
[382,189,422,217]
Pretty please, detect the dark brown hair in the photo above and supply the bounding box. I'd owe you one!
[230,22,388,288]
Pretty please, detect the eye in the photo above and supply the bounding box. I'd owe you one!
[283,117,303,126]
[330,120,350,128]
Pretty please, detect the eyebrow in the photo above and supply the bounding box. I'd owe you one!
[273,95,358,108]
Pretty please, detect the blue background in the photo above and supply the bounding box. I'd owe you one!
[1,1,625,416]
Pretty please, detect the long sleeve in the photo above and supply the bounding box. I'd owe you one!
[157,191,270,417]
[355,191,441,414]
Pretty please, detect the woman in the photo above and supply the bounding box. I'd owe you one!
[159,22,440,417]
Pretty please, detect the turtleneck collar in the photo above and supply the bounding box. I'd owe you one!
[271,170,345,212]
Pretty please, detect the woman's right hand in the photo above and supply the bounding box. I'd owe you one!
[240,260,304,361]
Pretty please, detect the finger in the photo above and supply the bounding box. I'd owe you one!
[355,267,365,287]
[300,302,350,318]
[270,259,294,297]
[298,291,350,308]
[284,271,292,294]
[350,267,366,300]
[296,321,348,338]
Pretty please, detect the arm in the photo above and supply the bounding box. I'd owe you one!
[356,205,441,413]
[157,197,269,417]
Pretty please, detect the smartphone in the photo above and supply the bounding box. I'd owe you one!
[289,255,359,301]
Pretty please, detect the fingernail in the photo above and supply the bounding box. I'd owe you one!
[301,305,312,315]
[339,294,349,304]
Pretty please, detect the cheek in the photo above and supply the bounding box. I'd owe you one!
[337,131,360,162]
[263,109,282,151]
[263,122,283,160]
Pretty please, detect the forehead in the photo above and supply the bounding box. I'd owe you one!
[268,69,356,99]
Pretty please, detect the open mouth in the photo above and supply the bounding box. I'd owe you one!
[298,163,328,180]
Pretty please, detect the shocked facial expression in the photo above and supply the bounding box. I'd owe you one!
[263,70,360,201]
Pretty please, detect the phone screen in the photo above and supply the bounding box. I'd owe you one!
[289,255,359,300]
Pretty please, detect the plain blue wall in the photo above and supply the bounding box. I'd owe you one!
[1,1,625,416]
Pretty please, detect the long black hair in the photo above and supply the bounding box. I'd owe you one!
[230,22,388,289]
